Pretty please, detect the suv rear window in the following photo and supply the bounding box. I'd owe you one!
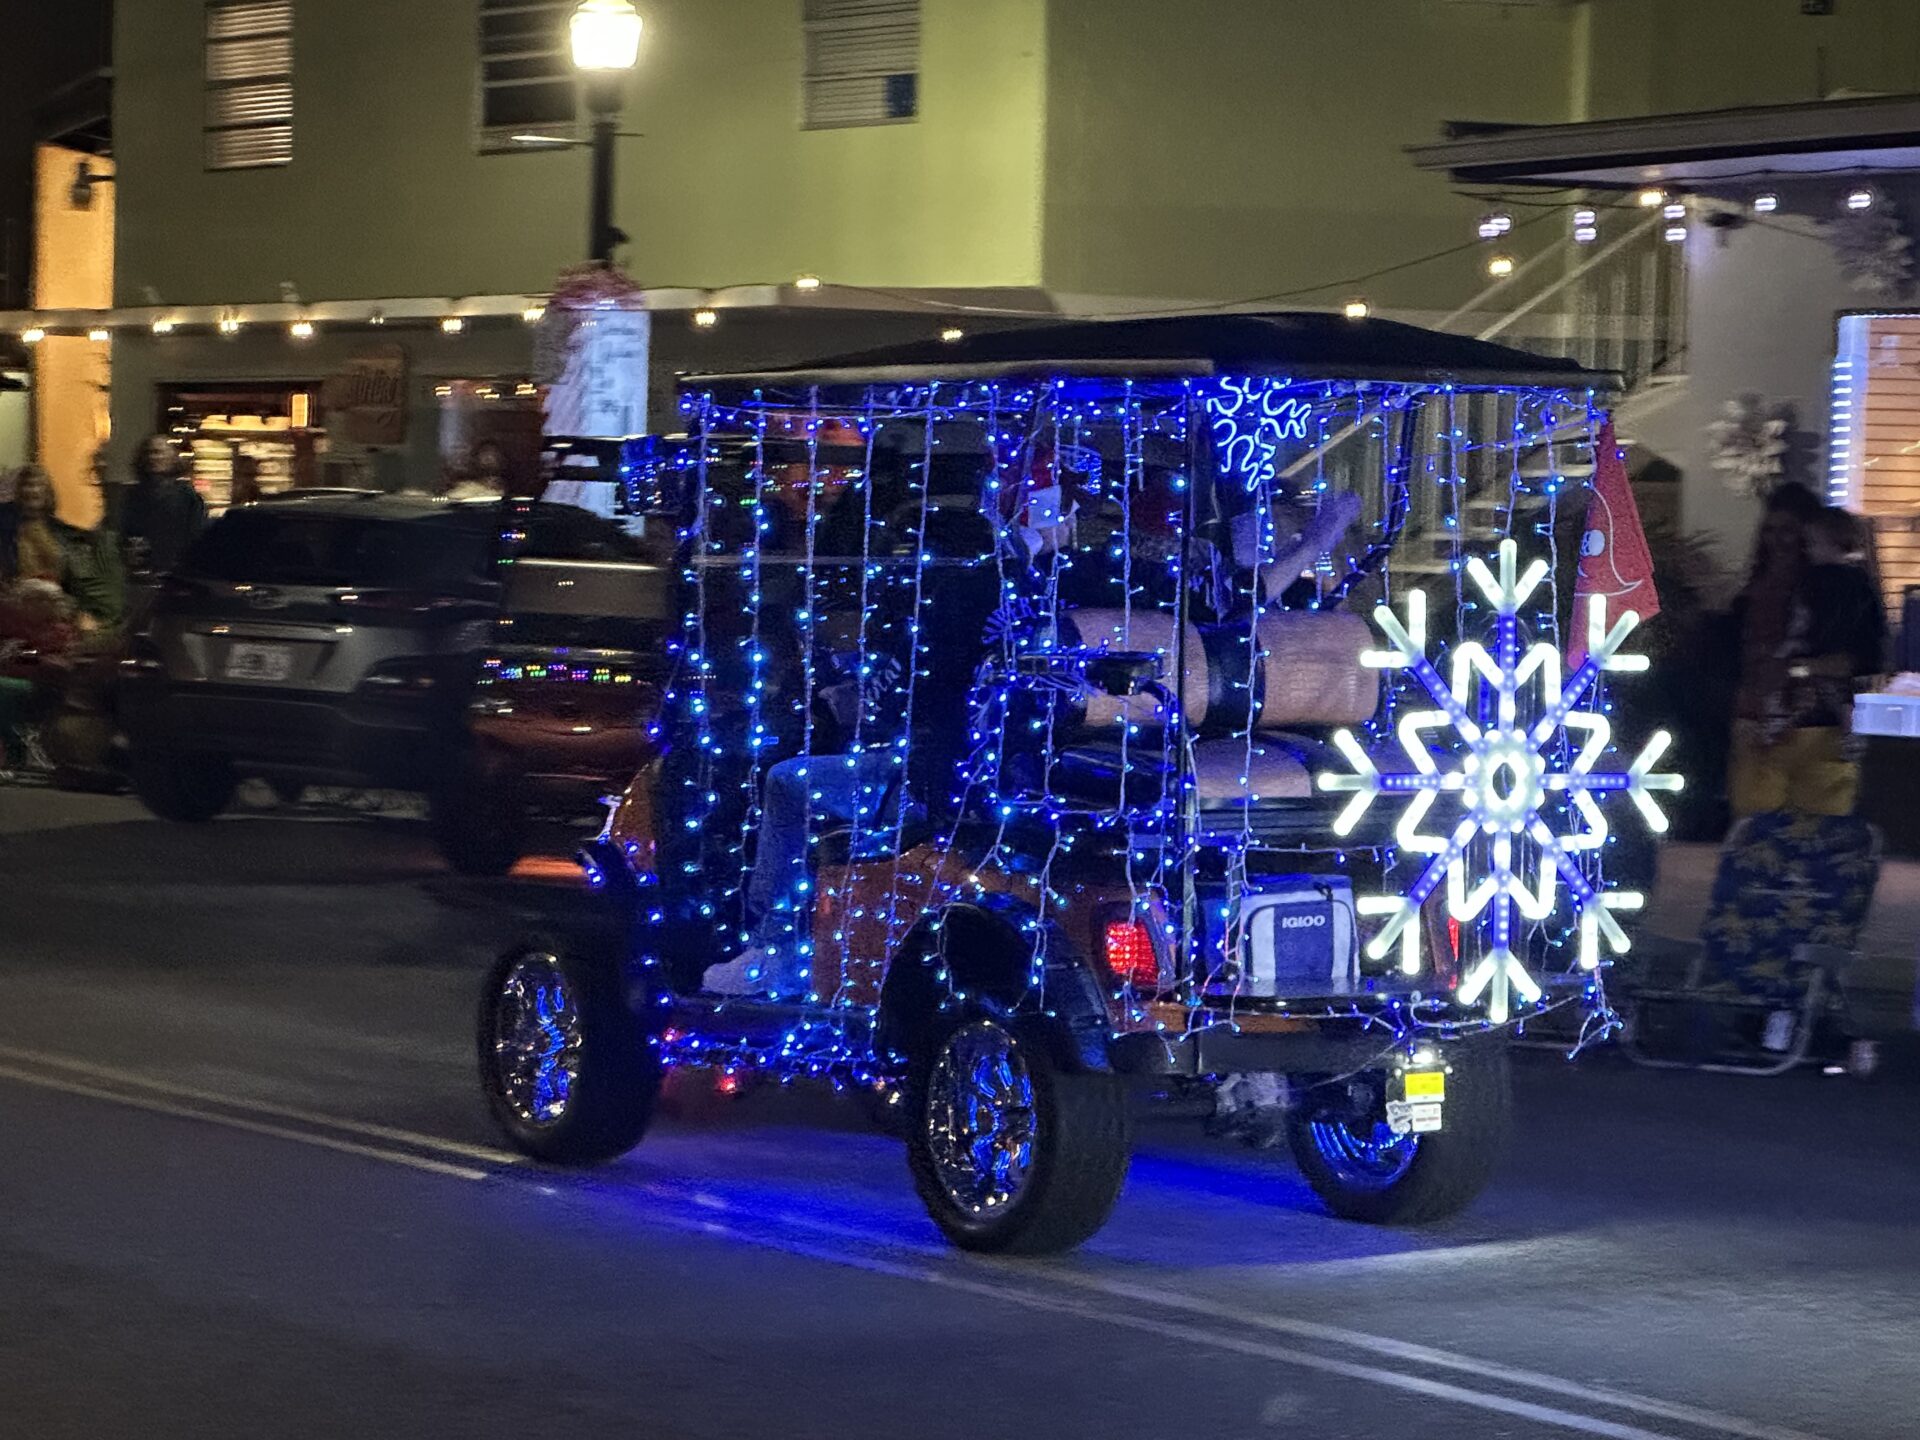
[183,511,497,591]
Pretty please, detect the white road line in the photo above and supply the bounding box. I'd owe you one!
[0,1043,524,1168]
[654,1186,1828,1440]
[0,1051,1829,1440]
[0,1064,488,1182]
[1029,1266,1828,1440]
[623,1204,1706,1440]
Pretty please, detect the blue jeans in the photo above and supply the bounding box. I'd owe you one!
[747,749,902,992]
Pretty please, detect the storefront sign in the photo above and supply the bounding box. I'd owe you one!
[321,344,410,446]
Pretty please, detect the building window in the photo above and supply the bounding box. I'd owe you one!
[802,0,920,129]
[205,1,294,170]
[479,0,578,151]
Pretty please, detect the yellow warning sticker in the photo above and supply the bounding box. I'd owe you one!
[1403,1070,1446,1101]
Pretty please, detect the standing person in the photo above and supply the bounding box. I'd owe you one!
[1772,507,1886,815]
[120,434,207,577]
[1726,483,1822,818]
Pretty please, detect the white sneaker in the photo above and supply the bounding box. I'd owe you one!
[702,949,772,997]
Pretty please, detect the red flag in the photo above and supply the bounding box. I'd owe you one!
[1569,420,1659,665]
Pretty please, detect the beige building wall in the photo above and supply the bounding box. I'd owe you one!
[33,143,114,526]
[113,0,1048,309]
[1040,0,1584,312]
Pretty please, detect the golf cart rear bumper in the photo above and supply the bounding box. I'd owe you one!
[1108,1023,1397,1077]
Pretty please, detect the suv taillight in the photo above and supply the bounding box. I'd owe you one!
[1104,918,1161,992]
[358,657,440,693]
[338,590,463,613]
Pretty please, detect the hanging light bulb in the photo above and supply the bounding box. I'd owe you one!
[794,274,823,292]
[441,316,466,334]
[692,308,719,329]
[87,327,110,343]
[1342,298,1370,319]
[218,316,243,336]
[939,325,966,342]
[1486,254,1516,278]
[289,319,316,340]
[522,305,547,324]
[21,327,46,344]
[151,317,176,335]
[1637,187,1666,208]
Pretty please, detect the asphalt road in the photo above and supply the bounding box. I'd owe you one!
[2,788,1917,1440]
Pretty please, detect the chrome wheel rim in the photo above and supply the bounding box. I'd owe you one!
[925,1020,1037,1217]
[1307,1113,1418,1189]
[491,952,582,1126]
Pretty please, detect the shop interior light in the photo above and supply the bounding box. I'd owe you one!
[1753,193,1779,215]
[21,327,45,344]
[1847,188,1876,212]
[1343,298,1370,319]
[1637,187,1666,208]
[441,316,466,334]
[570,0,644,72]
[692,308,719,329]
[289,320,315,340]
[794,274,822,292]
[1486,254,1515,278]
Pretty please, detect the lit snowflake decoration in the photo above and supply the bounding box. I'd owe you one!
[1317,539,1683,1022]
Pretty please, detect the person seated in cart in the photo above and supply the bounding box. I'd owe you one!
[699,457,1017,999]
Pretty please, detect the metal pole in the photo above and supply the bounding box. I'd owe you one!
[589,105,618,265]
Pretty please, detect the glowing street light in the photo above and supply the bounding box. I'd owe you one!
[570,1,644,266]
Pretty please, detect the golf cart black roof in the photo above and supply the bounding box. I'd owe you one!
[686,311,1616,393]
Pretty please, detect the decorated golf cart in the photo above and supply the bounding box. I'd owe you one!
[476,313,1680,1254]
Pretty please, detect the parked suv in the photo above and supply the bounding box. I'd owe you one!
[432,504,674,875]
[120,493,502,820]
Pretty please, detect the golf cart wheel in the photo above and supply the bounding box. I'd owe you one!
[1287,1043,1511,1225]
[478,939,660,1165]
[905,1012,1131,1255]
[128,748,235,822]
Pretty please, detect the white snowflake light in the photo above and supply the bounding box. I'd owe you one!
[1317,539,1683,1022]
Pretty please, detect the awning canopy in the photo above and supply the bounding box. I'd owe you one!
[690,311,1613,392]
[1409,92,1920,191]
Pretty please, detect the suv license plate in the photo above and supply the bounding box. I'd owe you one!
[226,642,294,682]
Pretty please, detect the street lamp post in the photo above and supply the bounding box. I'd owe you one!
[569,0,644,266]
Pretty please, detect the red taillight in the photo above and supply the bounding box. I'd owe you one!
[1104,919,1160,992]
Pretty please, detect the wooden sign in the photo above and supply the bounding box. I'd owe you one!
[321,343,410,446]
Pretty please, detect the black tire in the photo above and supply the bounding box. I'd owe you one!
[1286,1042,1511,1225]
[128,749,235,822]
[477,938,660,1165]
[905,1011,1131,1254]
[433,774,527,877]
